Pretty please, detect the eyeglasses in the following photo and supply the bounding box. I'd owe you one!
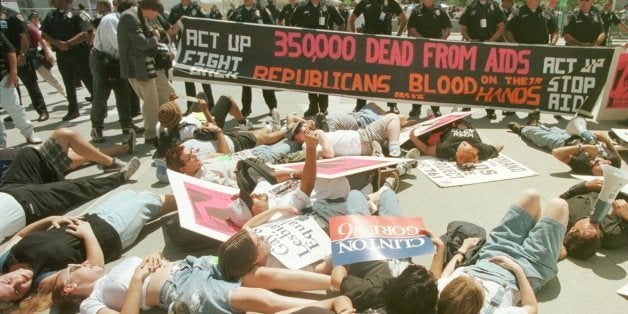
[182,151,198,165]
[458,162,476,171]
[63,264,82,286]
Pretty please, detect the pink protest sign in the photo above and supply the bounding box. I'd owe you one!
[400,110,474,144]
[271,156,409,179]
[168,170,241,242]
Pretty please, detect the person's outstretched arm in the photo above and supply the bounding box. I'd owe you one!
[65,219,105,268]
[242,266,332,292]
[409,129,436,156]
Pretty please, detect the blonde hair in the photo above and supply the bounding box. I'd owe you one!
[6,272,60,314]
[437,276,484,314]
[455,145,479,166]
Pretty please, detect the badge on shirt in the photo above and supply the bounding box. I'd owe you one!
[435,9,440,16]
[322,5,327,13]
[319,16,326,25]
[379,12,386,21]
[79,12,89,21]
[191,9,197,16]
[65,11,73,19]
[490,4,495,11]
[480,18,487,28]
[593,15,599,23]
[0,13,6,20]
[16,13,24,22]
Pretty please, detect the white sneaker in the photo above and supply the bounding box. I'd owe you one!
[405,148,420,160]
[264,121,273,133]
[238,119,253,130]
[122,157,141,180]
[371,141,384,157]
[25,134,43,145]
[271,108,281,131]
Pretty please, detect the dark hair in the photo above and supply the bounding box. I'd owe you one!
[563,225,602,260]
[138,0,163,12]
[165,145,186,172]
[218,229,258,281]
[437,276,484,314]
[384,264,438,314]
[568,151,593,174]
[117,0,136,12]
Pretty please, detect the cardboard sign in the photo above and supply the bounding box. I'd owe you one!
[399,110,475,144]
[271,156,411,179]
[329,215,435,266]
[605,53,628,109]
[168,170,241,242]
[417,155,537,187]
[174,18,619,116]
[251,216,331,270]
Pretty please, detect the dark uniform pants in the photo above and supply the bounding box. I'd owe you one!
[57,46,93,113]
[356,99,396,111]
[89,50,134,130]
[17,63,48,115]
[185,82,215,112]
[308,93,328,113]
[242,86,277,112]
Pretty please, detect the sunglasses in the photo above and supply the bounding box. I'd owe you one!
[63,264,83,286]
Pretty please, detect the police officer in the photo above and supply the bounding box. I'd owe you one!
[600,0,628,46]
[564,0,605,46]
[208,4,223,19]
[290,0,345,117]
[407,0,451,118]
[229,0,278,117]
[41,0,94,121]
[506,0,558,45]
[459,0,505,120]
[0,5,49,122]
[168,0,215,113]
[337,3,350,30]
[277,0,298,26]
[267,0,280,20]
[348,0,408,114]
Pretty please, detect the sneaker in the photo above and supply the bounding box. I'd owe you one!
[264,121,273,133]
[271,108,281,131]
[124,129,136,155]
[102,157,126,173]
[62,111,80,121]
[507,122,523,135]
[154,158,169,183]
[405,148,421,160]
[486,111,497,120]
[389,145,402,157]
[303,108,319,117]
[91,128,106,143]
[238,119,253,130]
[433,110,442,117]
[121,157,141,180]
[388,105,400,114]
[314,113,328,132]
[527,109,541,126]
[25,134,43,145]
[123,125,145,135]
[241,107,252,118]
[382,171,400,192]
[371,141,384,157]
[409,105,421,117]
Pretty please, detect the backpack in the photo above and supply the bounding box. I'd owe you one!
[439,221,487,267]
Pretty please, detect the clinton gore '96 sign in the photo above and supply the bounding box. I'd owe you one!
[329,215,434,266]
[174,18,619,116]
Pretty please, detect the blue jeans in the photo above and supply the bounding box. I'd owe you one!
[346,189,402,217]
[251,139,302,163]
[473,205,567,292]
[89,190,162,249]
[159,255,239,314]
[521,125,570,151]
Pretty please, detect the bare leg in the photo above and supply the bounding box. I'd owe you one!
[159,194,178,217]
[541,198,569,227]
[226,95,246,122]
[52,128,114,167]
[382,113,401,143]
[254,130,286,146]
[515,189,542,221]
[67,145,129,169]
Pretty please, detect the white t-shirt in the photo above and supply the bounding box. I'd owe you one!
[0,193,25,242]
[80,257,152,314]
[437,267,526,314]
[181,138,236,158]
[195,156,239,188]
[325,130,362,156]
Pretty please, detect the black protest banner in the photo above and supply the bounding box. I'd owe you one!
[173,18,618,116]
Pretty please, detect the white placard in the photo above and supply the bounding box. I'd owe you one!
[417,155,537,187]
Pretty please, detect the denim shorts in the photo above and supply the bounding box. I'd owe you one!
[477,205,566,292]
[358,119,388,155]
[89,190,162,250]
[521,125,570,151]
[159,255,240,314]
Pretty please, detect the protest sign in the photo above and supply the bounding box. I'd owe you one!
[399,110,475,144]
[168,170,241,242]
[605,52,628,109]
[271,156,410,179]
[329,215,434,266]
[417,155,537,187]
[173,18,618,116]
[251,216,331,270]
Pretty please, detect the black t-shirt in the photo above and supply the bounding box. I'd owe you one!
[435,123,498,161]
[4,214,122,276]
[459,0,505,41]
[352,0,403,34]
[0,31,15,81]
[506,5,558,44]
[407,4,452,39]
[340,260,393,311]
[0,6,27,50]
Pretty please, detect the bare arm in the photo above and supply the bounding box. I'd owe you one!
[230,287,316,313]
[409,130,436,156]
[549,31,559,45]
[460,25,471,41]
[300,131,320,196]
[242,266,331,291]
[489,256,537,314]
[564,33,592,46]
[65,220,105,267]
[551,144,597,165]
[396,12,408,36]
[348,14,357,33]
[441,27,451,40]
[594,32,606,46]
[242,207,298,228]
[428,235,446,279]
[408,27,420,37]
[317,130,334,159]
[493,143,504,153]
[593,131,621,162]
[505,31,516,43]
[330,265,348,291]
[488,22,505,42]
